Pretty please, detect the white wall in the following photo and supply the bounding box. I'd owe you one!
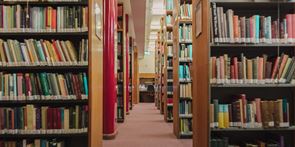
[139,51,155,73]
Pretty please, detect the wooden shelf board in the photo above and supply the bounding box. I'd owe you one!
[210,43,295,47]
[211,83,295,88]
[211,127,295,132]
[0,65,88,71]
[179,114,193,118]
[0,132,87,138]
[0,1,88,5]
[0,32,88,37]
[0,99,88,105]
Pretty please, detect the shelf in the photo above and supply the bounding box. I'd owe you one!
[0,132,87,138]
[167,91,173,95]
[210,43,295,47]
[167,79,173,82]
[0,32,88,37]
[0,1,88,6]
[0,65,88,71]
[167,118,173,122]
[117,29,124,32]
[179,132,193,138]
[167,67,173,70]
[179,79,192,83]
[211,127,295,132]
[211,83,295,88]
[166,10,173,14]
[180,97,192,100]
[179,58,192,63]
[0,99,88,105]
[179,41,193,44]
[210,0,294,4]
[179,114,193,118]
[179,19,192,24]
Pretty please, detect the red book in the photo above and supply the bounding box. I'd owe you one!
[271,57,280,79]
[240,94,247,125]
[233,15,239,39]
[52,9,57,30]
[292,14,295,40]
[220,56,225,80]
[74,75,82,99]
[233,57,238,80]
[53,108,57,129]
[57,108,61,129]
[71,74,79,99]
[212,57,217,79]
[0,108,3,130]
[17,73,23,97]
[52,40,62,62]
[255,98,262,124]
[230,65,235,80]
[286,14,293,40]
[25,74,32,96]
[47,108,52,129]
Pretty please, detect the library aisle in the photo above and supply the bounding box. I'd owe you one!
[103,103,192,147]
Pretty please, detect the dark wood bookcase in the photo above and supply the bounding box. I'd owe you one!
[0,0,104,146]
[193,0,295,146]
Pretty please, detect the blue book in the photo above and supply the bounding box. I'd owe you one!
[61,107,64,128]
[179,65,184,79]
[83,73,88,96]
[188,45,193,58]
[266,16,272,40]
[185,65,190,79]
[41,140,47,147]
[179,26,183,40]
[255,15,260,42]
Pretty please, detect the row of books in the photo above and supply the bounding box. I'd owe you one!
[180,83,192,98]
[0,39,88,66]
[211,136,284,147]
[166,0,173,11]
[179,64,191,80]
[166,15,173,26]
[210,54,295,84]
[179,24,192,42]
[180,118,192,134]
[0,72,88,101]
[167,70,172,79]
[0,105,88,132]
[167,106,173,120]
[0,5,88,32]
[210,96,289,129]
[179,4,192,19]
[1,0,86,2]
[179,100,192,115]
[0,139,65,147]
[211,3,295,43]
[167,32,173,40]
[179,44,192,59]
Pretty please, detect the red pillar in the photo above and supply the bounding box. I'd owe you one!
[103,0,117,137]
[125,14,129,113]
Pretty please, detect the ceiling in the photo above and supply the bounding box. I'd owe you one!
[131,0,164,58]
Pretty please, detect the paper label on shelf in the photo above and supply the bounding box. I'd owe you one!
[279,122,290,127]
[269,121,274,127]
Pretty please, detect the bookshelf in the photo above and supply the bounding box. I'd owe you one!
[128,37,133,110]
[0,0,104,146]
[193,0,295,146]
[155,32,160,109]
[163,0,174,123]
[173,0,193,138]
[116,3,125,123]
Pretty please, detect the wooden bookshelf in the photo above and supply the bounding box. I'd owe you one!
[128,37,134,110]
[172,0,193,139]
[116,3,126,123]
[155,31,162,110]
[163,0,174,123]
[0,0,103,146]
[193,0,295,146]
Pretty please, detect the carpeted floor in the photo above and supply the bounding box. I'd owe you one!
[103,103,192,147]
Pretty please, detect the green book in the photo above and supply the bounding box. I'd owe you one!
[39,73,50,96]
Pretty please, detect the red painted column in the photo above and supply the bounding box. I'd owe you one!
[125,14,129,113]
[103,0,116,135]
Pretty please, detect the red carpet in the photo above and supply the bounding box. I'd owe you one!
[103,103,192,147]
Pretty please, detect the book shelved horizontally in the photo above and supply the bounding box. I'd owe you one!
[116,3,125,123]
[163,0,174,123]
[0,0,92,146]
[173,0,193,138]
[193,0,295,146]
